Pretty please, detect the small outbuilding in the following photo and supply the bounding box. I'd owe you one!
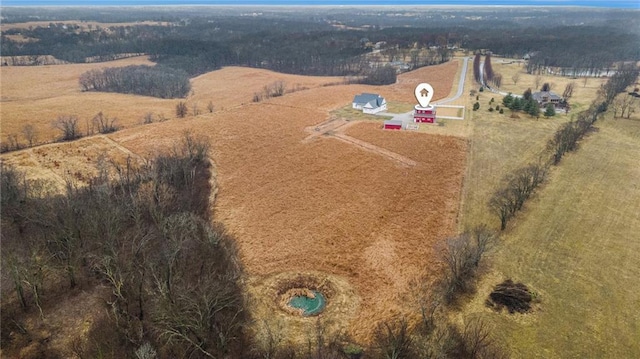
[352,93,387,114]
[383,120,403,130]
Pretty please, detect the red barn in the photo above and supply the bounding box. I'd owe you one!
[383,120,403,130]
[414,105,436,123]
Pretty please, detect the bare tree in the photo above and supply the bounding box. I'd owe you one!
[511,72,520,85]
[53,115,81,141]
[207,100,215,113]
[534,75,542,90]
[373,318,413,359]
[489,162,548,230]
[176,101,188,118]
[461,318,508,359]
[22,124,38,147]
[438,227,498,303]
[6,133,21,151]
[483,53,494,84]
[627,96,638,119]
[143,112,154,124]
[473,53,482,84]
[92,111,120,134]
[493,73,503,88]
[562,82,575,100]
[192,102,200,116]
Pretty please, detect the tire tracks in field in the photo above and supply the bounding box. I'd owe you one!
[303,117,417,167]
[331,132,417,167]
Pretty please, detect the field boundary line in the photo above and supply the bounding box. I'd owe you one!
[331,133,417,167]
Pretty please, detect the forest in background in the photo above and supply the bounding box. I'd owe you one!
[1,7,638,79]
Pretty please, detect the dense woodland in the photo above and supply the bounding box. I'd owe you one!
[2,7,638,81]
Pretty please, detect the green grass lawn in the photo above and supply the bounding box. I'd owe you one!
[462,116,640,357]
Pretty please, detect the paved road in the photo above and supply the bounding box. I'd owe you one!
[435,56,469,105]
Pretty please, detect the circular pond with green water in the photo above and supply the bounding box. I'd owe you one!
[288,290,326,316]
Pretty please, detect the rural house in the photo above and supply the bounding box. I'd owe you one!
[532,91,563,107]
[352,93,387,114]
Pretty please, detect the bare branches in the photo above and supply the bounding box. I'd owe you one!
[92,111,121,134]
[373,318,413,359]
[52,115,82,141]
[489,162,549,230]
[176,101,188,118]
[22,124,38,147]
[437,226,498,303]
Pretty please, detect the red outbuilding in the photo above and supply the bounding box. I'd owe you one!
[383,120,403,130]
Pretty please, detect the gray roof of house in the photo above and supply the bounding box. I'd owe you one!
[532,91,562,102]
[353,93,385,107]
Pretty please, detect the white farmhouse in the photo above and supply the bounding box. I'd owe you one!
[352,93,387,114]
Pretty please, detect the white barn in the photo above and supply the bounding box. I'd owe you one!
[352,93,387,114]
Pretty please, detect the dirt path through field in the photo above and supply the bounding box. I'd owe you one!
[332,132,417,167]
[303,117,417,167]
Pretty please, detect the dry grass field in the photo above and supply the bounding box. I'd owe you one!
[2,58,465,347]
[0,60,345,145]
[109,59,464,341]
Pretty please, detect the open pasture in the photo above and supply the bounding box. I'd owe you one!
[461,116,640,358]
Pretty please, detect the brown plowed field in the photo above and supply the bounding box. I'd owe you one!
[3,59,464,343]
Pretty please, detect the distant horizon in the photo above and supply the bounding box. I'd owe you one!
[2,1,638,9]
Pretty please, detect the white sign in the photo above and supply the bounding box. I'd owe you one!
[415,83,434,108]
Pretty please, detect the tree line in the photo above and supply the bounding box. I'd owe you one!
[79,65,191,98]
[465,26,639,75]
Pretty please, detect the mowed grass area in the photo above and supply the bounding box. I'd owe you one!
[458,67,640,356]
[460,59,608,230]
[463,116,640,358]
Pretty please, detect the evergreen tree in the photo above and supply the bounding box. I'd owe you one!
[512,97,523,111]
[528,102,541,117]
[544,103,556,117]
[503,93,514,107]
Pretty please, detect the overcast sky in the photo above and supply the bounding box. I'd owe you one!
[2,0,638,8]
